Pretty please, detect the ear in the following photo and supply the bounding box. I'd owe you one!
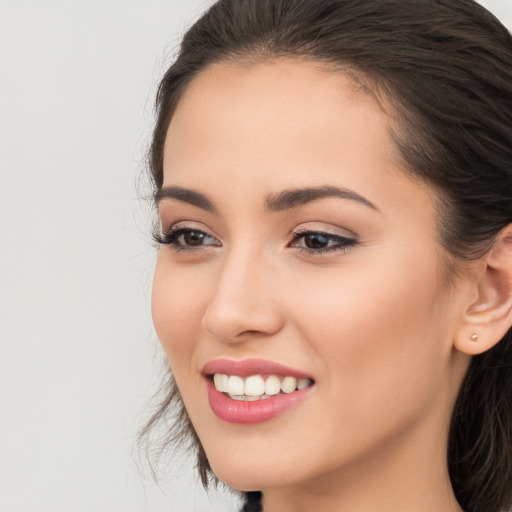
[454,224,512,356]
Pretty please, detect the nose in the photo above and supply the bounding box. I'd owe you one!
[201,248,284,344]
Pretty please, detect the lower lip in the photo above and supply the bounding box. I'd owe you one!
[206,378,313,424]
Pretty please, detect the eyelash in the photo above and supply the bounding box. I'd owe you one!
[154,226,357,255]
[290,229,358,254]
[153,227,220,253]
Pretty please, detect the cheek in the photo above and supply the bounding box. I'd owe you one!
[151,256,206,364]
[288,252,452,416]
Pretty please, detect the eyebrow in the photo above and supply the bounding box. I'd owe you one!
[155,186,217,213]
[155,184,378,213]
[265,186,378,212]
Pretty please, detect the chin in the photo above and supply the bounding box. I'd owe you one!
[208,454,295,492]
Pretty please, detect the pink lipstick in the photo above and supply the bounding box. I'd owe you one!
[202,358,314,424]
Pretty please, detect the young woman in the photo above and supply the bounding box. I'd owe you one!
[143,1,512,511]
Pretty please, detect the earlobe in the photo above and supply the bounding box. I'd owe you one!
[454,224,512,356]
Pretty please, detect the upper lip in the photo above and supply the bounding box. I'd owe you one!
[201,358,314,379]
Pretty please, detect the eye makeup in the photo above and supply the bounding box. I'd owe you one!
[154,223,358,257]
[288,228,358,255]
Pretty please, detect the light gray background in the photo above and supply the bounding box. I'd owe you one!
[1,1,511,511]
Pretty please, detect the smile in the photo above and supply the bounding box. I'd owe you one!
[213,373,312,400]
[202,359,315,423]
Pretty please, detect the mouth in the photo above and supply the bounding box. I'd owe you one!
[211,373,313,401]
[202,359,315,424]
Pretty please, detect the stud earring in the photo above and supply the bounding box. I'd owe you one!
[470,333,479,342]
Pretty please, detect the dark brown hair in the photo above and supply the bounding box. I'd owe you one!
[141,1,512,511]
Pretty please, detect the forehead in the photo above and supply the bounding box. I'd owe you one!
[164,59,399,184]
[162,59,435,224]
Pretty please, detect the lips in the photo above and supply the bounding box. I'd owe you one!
[202,358,314,424]
[202,358,314,379]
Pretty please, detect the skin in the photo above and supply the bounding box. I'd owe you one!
[152,59,474,512]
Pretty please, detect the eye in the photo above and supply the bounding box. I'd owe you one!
[289,230,357,254]
[154,226,221,252]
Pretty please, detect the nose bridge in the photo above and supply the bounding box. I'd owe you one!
[202,241,282,342]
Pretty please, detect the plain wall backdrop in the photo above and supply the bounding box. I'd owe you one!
[1,1,511,511]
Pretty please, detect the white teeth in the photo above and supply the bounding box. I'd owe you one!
[264,375,281,396]
[221,374,229,393]
[221,374,229,392]
[230,395,261,401]
[228,375,245,396]
[297,378,310,390]
[213,373,313,398]
[213,373,230,393]
[213,373,223,391]
[229,394,273,401]
[245,375,265,397]
[281,376,297,394]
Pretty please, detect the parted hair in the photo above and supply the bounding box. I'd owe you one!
[141,1,512,511]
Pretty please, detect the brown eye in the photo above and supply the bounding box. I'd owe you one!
[182,230,208,246]
[290,230,357,254]
[303,233,329,249]
[154,227,221,250]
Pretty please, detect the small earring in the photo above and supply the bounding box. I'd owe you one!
[470,333,479,342]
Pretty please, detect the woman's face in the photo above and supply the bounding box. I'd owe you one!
[152,60,469,491]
